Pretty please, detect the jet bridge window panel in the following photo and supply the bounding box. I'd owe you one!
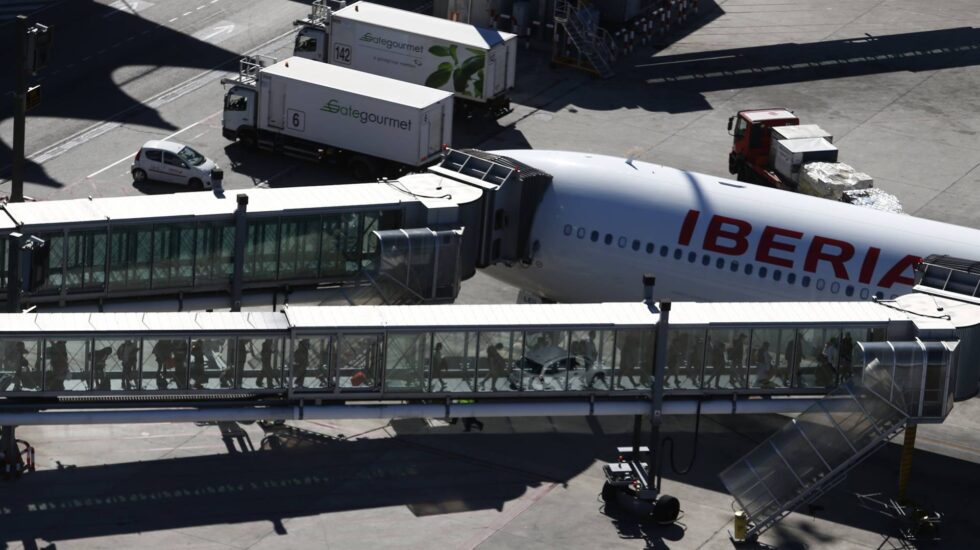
[245,219,281,281]
[152,224,195,289]
[64,229,107,292]
[191,338,236,390]
[476,331,520,393]
[195,222,235,287]
[336,334,382,391]
[704,329,744,390]
[519,331,570,392]
[666,328,705,390]
[615,329,653,391]
[747,328,796,390]
[292,336,334,391]
[109,225,153,292]
[240,337,285,390]
[568,330,614,392]
[278,216,321,281]
[384,333,430,393]
[43,339,90,392]
[430,331,478,393]
[142,338,190,391]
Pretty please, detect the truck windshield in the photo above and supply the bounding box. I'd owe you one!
[296,35,316,52]
[734,117,748,139]
[177,146,206,166]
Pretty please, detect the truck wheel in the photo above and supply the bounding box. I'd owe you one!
[239,130,257,149]
[132,168,147,183]
[349,157,377,181]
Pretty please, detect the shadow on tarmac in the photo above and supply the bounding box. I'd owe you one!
[0,413,975,548]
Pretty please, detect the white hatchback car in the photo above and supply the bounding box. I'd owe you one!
[131,140,223,190]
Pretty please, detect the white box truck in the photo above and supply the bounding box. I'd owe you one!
[221,56,453,179]
[293,1,517,113]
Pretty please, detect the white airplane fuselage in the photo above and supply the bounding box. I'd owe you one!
[482,150,980,303]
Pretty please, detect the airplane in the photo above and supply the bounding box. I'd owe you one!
[478,149,980,303]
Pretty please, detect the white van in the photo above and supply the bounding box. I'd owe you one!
[130,140,223,190]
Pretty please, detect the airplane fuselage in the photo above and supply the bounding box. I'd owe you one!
[483,150,980,303]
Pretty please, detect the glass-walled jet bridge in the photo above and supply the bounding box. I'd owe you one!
[0,149,550,312]
[0,297,966,424]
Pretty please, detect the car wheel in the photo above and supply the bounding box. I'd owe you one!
[189,178,204,191]
[132,168,147,183]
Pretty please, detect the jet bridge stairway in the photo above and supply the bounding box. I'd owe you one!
[720,338,958,542]
[553,0,617,78]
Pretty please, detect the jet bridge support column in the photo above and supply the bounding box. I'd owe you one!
[898,424,917,502]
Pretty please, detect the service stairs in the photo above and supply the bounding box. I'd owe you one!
[720,361,917,540]
[553,0,616,78]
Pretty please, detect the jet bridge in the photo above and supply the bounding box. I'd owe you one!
[0,148,544,312]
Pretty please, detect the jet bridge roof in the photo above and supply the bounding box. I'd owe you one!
[0,182,430,229]
[0,312,289,334]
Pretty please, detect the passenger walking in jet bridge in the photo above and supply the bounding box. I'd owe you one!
[755,342,776,388]
[704,335,728,389]
[118,340,138,390]
[171,340,188,389]
[45,340,68,391]
[729,333,748,388]
[8,341,32,391]
[839,332,855,378]
[817,337,840,387]
[190,339,206,389]
[431,342,447,392]
[151,340,172,390]
[785,334,804,387]
[686,336,704,388]
[258,339,275,388]
[480,342,507,391]
[294,339,311,387]
[93,346,113,391]
[619,332,643,388]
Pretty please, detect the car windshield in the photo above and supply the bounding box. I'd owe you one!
[176,146,206,166]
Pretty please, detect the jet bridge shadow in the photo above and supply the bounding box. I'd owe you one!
[0,1,250,190]
[1,411,975,548]
[526,25,980,114]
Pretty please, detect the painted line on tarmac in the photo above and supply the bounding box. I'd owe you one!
[86,110,220,179]
[0,27,295,187]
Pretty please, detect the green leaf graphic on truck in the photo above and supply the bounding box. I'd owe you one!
[426,45,485,98]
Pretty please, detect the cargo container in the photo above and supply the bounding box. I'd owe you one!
[222,56,453,179]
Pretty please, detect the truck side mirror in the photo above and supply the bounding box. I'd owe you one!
[727,116,734,133]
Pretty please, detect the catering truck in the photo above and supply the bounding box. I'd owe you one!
[221,56,454,180]
[293,1,517,114]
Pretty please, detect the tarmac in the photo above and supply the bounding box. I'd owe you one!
[6,0,980,548]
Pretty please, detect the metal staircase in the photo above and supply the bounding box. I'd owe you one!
[553,0,616,78]
[721,338,958,541]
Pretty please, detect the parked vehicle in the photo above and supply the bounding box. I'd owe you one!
[221,56,454,180]
[131,140,223,190]
[293,1,517,113]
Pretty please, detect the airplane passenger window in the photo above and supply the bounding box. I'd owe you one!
[674,249,682,260]
[688,252,697,263]
[591,231,599,242]
[701,255,710,266]
[577,228,586,239]
[730,260,739,272]
[632,239,640,251]
[618,236,627,248]
[860,288,870,299]
[875,291,884,299]
[744,264,753,275]
[816,279,826,291]
[802,276,811,287]
[845,285,854,297]
[660,246,669,257]
[787,273,796,284]
[831,282,840,293]
[646,243,654,254]
[773,270,782,281]
[604,234,613,245]
[563,225,573,236]
[758,267,767,278]
[716,258,725,269]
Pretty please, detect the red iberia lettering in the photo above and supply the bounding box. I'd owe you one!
[703,215,751,255]
[755,226,802,268]
[878,255,921,288]
[858,247,881,284]
[678,209,700,246]
[804,236,855,279]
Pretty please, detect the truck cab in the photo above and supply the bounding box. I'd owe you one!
[728,108,798,185]
[222,84,257,144]
[294,25,327,62]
